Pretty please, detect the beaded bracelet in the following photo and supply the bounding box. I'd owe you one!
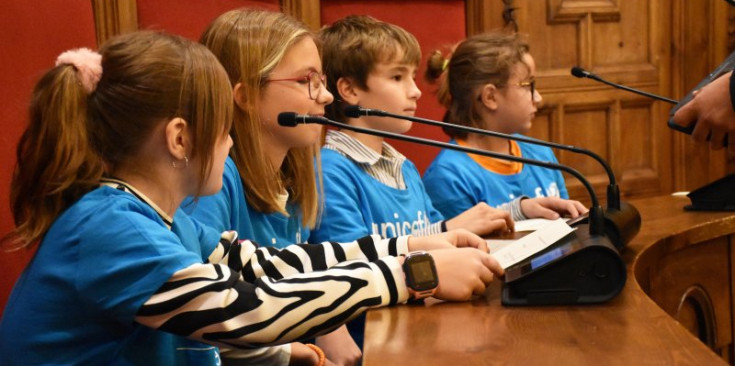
[305,343,326,366]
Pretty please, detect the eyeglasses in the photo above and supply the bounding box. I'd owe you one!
[267,71,327,100]
[516,78,536,102]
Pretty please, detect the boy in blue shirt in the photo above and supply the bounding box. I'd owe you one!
[312,16,585,245]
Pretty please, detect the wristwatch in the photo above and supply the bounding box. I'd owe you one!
[402,251,439,300]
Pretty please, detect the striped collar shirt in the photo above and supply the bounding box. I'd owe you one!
[324,130,408,189]
[324,130,446,236]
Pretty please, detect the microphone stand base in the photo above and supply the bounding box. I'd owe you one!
[685,174,735,211]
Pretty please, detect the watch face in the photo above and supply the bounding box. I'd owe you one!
[406,254,438,291]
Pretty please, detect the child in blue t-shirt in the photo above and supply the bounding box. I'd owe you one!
[313,16,585,246]
[0,29,503,366]
[312,15,512,246]
[422,32,587,220]
[187,8,355,364]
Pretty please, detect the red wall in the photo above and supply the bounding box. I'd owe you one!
[321,0,466,173]
[137,0,279,40]
[0,0,98,316]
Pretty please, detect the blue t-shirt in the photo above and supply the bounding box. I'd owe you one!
[422,139,569,219]
[185,156,309,249]
[0,186,222,365]
[309,148,444,243]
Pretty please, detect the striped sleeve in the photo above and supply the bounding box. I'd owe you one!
[210,231,409,280]
[135,232,409,348]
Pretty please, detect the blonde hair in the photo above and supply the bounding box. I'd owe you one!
[320,15,421,122]
[201,8,321,227]
[3,31,233,251]
[426,32,529,139]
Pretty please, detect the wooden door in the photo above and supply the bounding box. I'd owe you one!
[467,0,734,204]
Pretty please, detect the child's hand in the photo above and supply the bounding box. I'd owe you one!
[429,247,503,301]
[520,197,587,219]
[445,202,514,236]
[289,342,321,366]
[315,325,361,366]
[408,229,488,252]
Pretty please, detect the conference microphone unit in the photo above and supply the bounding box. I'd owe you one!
[343,105,640,250]
[572,66,735,211]
[278,112,626,306]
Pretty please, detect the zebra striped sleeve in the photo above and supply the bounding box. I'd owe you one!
[135,256,408,347]
[221,233,409,281]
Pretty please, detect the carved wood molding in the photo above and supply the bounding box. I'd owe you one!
[281,0,321,30]
[676,285,717,349]
[547,0,620,23]
[91,0,138,47]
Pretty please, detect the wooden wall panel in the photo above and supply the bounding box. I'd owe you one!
[92,0,137,46]
[554,103,612,178]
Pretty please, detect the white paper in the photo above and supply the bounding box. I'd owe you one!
[486,239,516,254]
[490,218,575,269]
[513,218,558,232]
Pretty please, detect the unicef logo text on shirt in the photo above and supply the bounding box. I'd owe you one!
[370,211,431,238]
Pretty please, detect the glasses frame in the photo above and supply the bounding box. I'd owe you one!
[267,70,327,100]
[516,78,536,102]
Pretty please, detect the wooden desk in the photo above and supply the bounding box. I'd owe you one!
[363,195,735,365]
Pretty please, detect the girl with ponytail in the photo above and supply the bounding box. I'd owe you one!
[423,32,588,222]
[0,30,503,365]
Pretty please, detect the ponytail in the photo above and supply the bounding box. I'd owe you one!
[425,49,452,110]
[3,62,104,251]
[426,32,529,139]
[3,33,233,251]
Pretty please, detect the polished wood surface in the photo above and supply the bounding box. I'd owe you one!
[363,195,735,365]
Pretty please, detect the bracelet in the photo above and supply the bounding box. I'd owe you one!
[305,343,326,366]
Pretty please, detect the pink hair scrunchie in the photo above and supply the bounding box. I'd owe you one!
[55,48,102,93]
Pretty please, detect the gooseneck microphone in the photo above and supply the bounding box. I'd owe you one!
[278,112,607,237]
[570,66,678,105]
[345,105,620,208]
[343,105,640,250]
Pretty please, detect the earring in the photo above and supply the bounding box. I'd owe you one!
[172,156,189,169]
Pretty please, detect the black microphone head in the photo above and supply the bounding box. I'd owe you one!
[570,66,588,78]
[343,105,363,118]
[277,112,299,127]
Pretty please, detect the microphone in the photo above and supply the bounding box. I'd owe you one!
[280,112,628,305]
[343,105,640,250]
[570,66,678,105]
[278,112,608,237]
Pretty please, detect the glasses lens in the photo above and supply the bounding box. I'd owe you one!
[308,72,320,100]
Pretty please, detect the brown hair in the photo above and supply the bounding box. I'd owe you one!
[320,15,421,122]
[426,32,529,139]
[3,31,233,251]
[201,9,321,227]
